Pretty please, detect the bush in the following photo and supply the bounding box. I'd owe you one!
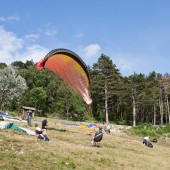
[127,123,170,138]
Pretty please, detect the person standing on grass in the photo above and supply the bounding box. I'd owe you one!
[27,110,33,126]
[42,117,48,135]
[91,126,103,146]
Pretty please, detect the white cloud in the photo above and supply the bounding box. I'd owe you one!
[0,26,48,64]
[0,26,23,62]
[0,26,23,51]
[24,34,40,42]
[0,15,20,22]
[19,45,48,63]
[83,43,101,57]
[44,28,57,36]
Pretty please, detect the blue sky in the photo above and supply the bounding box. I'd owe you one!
[0,0,170,76]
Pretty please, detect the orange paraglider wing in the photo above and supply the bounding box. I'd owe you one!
[36,48,92,105]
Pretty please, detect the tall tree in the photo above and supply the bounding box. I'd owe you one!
[19,67,86,117]
[57,82,86,120]
[159,74,170,124]
[90,54,121,123]
[144,72,159,125]
[127,73,147,126]
[21,87,47,113]
[0,67,27,111]
[20,67,62,114]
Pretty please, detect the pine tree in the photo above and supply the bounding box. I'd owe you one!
[90,54,121,123]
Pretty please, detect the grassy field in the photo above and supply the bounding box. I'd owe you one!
[0,118,170,170]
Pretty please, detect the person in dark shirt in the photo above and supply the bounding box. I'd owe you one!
[42,117,48,134]
[0,116,4,121]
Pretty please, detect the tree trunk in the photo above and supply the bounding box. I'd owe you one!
[105,83,109,124]
[166,95,170,123]
[132,94,136,127]
[165,99,168,124]
[153,105,156,125]
[159,87,164,125]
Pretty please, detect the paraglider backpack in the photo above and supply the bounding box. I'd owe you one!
[94,130,103,142]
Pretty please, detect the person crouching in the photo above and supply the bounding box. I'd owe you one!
[35,123,49,141]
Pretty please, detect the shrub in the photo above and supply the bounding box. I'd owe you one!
[127,123,170,138]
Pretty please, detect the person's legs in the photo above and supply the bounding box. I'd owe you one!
[42,129,47,135]
[29,118,31,126]
[143,139,148,145]
[91,139,96,146]
[27,116,32,126]
[27,118,30,126]
[40,134,45,140]
[43,135,50,141]
[91,135,96,146]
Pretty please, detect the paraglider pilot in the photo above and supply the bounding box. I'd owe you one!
[91,126,103,147]
[143,136,153,148]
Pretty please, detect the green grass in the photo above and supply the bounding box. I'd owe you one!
[127,123,170,138]
[0,119,170,170]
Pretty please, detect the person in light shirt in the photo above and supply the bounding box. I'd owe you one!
[35,123,49,141]
[143,136,153,148]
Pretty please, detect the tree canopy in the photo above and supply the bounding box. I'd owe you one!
[0,66,27,111]
[0,58,169,126]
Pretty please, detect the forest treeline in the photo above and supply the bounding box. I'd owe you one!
[0,54,169,126]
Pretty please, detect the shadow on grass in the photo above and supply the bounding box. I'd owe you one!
[47,128,87,135]
[47,127,66,132]
[47,127,85,134]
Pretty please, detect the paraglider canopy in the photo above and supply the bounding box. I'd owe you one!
[36,48,92,105]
